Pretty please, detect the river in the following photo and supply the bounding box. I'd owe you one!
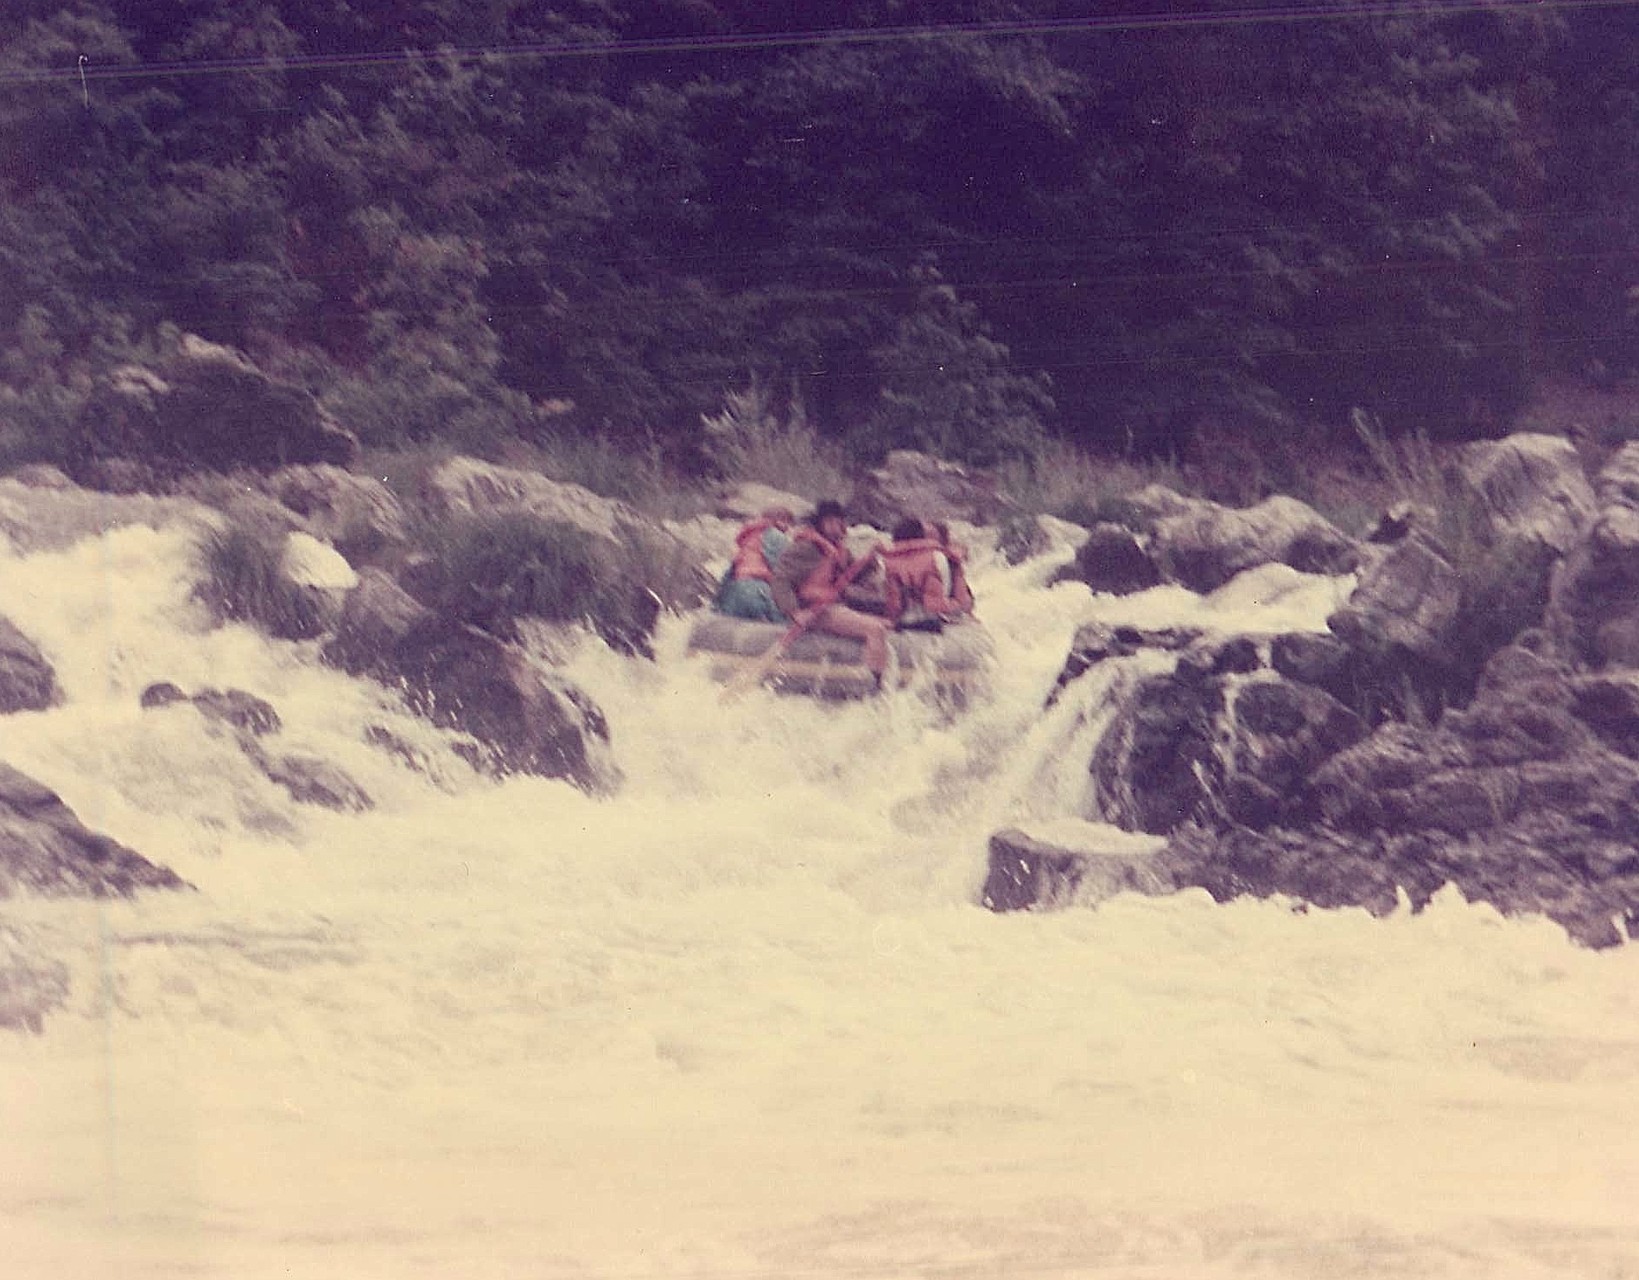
[1,516,1636,1278]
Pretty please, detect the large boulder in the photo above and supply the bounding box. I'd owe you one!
[421,457,631,542]
[1451,433,1595,558]
[266,464,410,561]
[0,618,59,713]
[392,619,615,791]
[1138,491,1358,592]
[0,761,187,898]
[849,450,1008,528]
[72,335,358,482]
[322,568,437,679]
[1547,442,1639,667]
[1327,530,1461,660]
[1050,522,1163,596]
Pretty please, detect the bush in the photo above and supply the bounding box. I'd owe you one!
[416,511,711,656]
[996,438,1188,526]
[193,522,325,640]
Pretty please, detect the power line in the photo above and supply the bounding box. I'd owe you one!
[5,0,1638,88]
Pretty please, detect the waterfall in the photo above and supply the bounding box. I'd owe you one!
[2,513,1637,1280]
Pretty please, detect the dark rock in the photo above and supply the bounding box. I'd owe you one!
[1270,632,1359,704]
[139,681,188,709]
[322,569,435,679]
[0,761,187,898]
[71,335,358,482]
[1051,523,1162,595]
[1090,668,1224,834]
[253,750,373,812]
[393,619,614,790]
[1050,622,1200,703]
[1546,443,1639,668]
[982,827,1175,912]
[1146,492,1359,592]
[0,618,59,713]
[192,688,282,736]
[1569,673,1639,758]
[849,450,1008,529]
[1204,635,1261,676]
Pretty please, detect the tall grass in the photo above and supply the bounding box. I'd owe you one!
[700,377,850,499]
[194,522,325,640]
[995,437,1191,528]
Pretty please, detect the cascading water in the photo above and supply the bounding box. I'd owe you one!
[2,513,1637,1279]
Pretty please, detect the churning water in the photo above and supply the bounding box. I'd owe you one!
[1,516,1636,1279]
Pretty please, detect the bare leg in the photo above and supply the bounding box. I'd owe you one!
[812,604,889,678]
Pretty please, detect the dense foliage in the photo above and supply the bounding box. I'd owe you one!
[3,1,1635,470]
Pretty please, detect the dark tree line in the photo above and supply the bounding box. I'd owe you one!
[2,0,1636,470]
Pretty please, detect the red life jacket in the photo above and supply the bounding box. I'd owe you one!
[729,518,780,582]
[791,525,852,606]
[880,538,960,621]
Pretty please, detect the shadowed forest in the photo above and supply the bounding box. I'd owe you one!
[3,0,1637,475]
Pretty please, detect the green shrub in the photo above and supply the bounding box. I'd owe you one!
[417,511,710,656]
[193,522,324,640]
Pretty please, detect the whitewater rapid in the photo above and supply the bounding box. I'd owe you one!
[1,516,1636,1279]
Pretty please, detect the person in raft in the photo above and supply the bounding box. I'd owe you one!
[880,516,976,632]
[769,499,890,686]
[714,505,794,622]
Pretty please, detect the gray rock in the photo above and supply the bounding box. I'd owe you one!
[322,569,436,679]
[191,688,282,736]
[1547,443,1639,668]
[1147,492,1359,592]
[0,618,59,714]
[0,761,187,899]
[849,450,1008,529]
[253,750,373,812]
[1049,622,1201,704]
[1327,530,1461,659]
[421,456,631,543]
[267,464,409,560]
[982,827,1175,912]
[1451,433,1595,558]
[1050,522,1162,596]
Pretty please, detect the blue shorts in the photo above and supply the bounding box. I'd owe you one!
[715,576,786,623]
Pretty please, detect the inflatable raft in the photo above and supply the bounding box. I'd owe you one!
[686,614,994,703]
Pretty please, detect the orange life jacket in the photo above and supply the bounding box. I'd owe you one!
[790,525,853,606]
[729,518,780,582]
[881,538,966,621]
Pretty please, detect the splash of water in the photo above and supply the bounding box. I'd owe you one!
[0,517,1636,1279]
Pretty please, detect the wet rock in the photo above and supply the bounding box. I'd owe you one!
[848,449,1008,528]
[1144,492,1358,592]
[393,619,614,791]
[71,335,357,482]
[0,761,187,899]
[1050,523,1162,596]
[0,618,59,713]
[138,681,188,709]
[191,688,282,736]
[251,749,373,812]
[0,925,70,1033]
[1049,622,1199,703]
[1090,665,1225,833]
[322,569,436,679]
[982,827,1174,912]
[1270,632,1359,705]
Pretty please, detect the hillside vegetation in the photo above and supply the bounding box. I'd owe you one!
[3,1,1637,476]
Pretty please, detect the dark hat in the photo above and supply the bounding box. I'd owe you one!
[811,499,848,524]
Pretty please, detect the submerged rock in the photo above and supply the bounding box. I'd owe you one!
[0,761,187,899]
[982,826,1173,912]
